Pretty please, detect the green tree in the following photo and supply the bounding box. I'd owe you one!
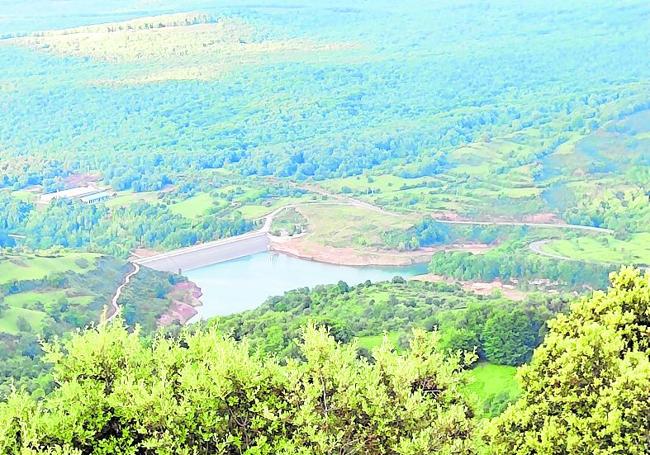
[482,308,537,366]
[487,268,650,454]
[0,321,477,454]
[15,316,31,333]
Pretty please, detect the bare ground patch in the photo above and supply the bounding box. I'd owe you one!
[411,274,528,301]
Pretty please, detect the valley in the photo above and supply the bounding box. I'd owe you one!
[0,1,648,453]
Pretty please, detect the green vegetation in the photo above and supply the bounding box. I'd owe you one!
[0,250,181,397]
[104,190,160,209]
[168,192,213,219]
[543,232,650,265]
[429,239,617,290]
[356,331,400,351]
[463,363,519,418]
[0,252,99,284]
[213,278,562,362]
[0,1,647,281]
[0,307,47,335]
[1,269,648,454]
[488,268,650,454]
[270,207,309,236]
[293,204,417,249]
[0,2,648,451]
[0,323,477,454]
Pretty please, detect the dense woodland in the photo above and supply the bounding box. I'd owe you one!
[213,279,567,367]
[428,241,617,290]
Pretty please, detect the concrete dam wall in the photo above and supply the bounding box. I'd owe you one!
[135,231,270,274]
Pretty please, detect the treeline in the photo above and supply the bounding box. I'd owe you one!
[564,188,650,235]
[213,278,563,363]
[433,296,569,367]
[381,218,451,251]
[1,269,647,454]
[4,198,256,258]
[429,242,616,290]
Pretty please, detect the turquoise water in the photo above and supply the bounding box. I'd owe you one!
[185,252,427,318]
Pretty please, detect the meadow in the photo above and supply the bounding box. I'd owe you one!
[463,362,520,418]
[0,252,99,284]
[542,233,650,265]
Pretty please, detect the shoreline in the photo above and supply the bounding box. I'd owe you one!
[269,236,492,267]
[158,280,205,326]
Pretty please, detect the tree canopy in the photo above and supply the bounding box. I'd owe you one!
[487,268,650,454]
[0,323,477,454]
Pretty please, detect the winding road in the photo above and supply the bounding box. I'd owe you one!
[124,184,618,289]
[528,240,575,261]
[105,263,140,324]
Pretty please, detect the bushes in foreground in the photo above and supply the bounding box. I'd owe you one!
[487,267,650,454]
[0,324,476,454]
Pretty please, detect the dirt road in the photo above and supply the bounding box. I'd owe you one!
[105,263,140,323]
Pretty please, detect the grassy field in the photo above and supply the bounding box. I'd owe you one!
[4,290,94,310]
[0,253,99,285]
[0,306,47,335]
[269,207,308,236]
[7,13,353,84]
[356,332,401,351]
[169,192,213,219]
[463,362,520,417]
[105,190,160,208]
[543,233,650,265]
[10,189,37,202]
[296,204,417,249]
[320,174,435,195]
[238,195,315,219]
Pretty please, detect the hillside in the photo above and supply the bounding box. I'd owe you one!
[0,269,647,454]
[0,2,648,453]
[0,251,184,396]
[0,1,648,278]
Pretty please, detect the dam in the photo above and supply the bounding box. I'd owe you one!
[134,231,270,274]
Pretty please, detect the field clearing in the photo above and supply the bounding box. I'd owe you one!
[10,190,37,202]
[0,307,47,335]
[0,253,99,285]
[463,362,520,417]
[4,290,94,310]
[105,190,160,208]
[357,332,400,351]
[465,363,519,398]
[237,195,313,219]
[169,192,213,219]
[297,204,417,249]
[543,233,650,265]
[320,174,435,194]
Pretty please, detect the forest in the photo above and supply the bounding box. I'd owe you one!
[212,278,566,366]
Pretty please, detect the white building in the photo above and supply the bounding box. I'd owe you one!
[39,186,113,204]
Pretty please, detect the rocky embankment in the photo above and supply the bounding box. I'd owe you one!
[158,281,203,326]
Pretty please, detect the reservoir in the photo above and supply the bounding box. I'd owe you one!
[185,252,427,318]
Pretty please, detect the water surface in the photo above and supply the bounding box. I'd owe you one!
[186,252,426,318]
